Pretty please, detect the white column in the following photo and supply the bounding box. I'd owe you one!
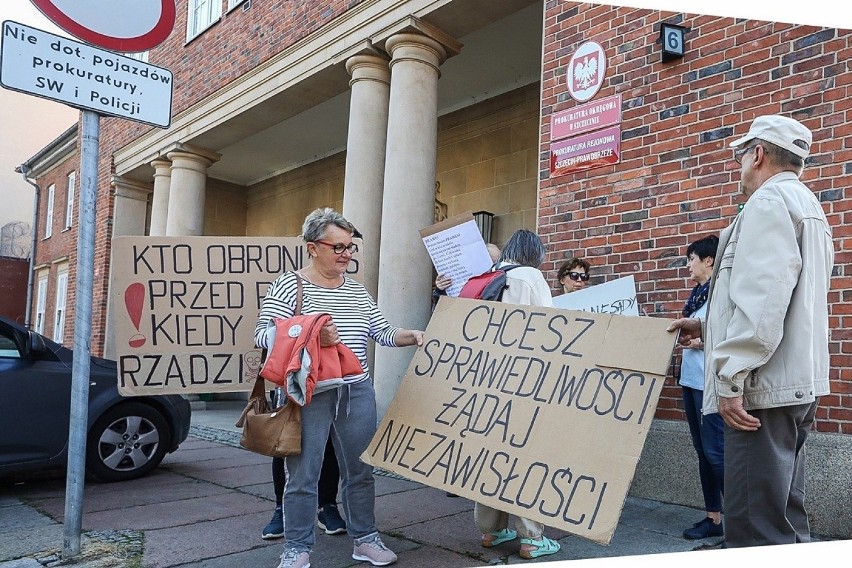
[149,158,172,236]
[342,53,391,300]
[104,176,152,360]
[164,149,218,236]
[374,33,449,419]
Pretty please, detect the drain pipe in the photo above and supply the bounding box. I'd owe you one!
[18,164,40,329]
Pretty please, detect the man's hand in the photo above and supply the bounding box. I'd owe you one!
[667,317,702,346]
[319,321,340,347]
[718,396,761,431]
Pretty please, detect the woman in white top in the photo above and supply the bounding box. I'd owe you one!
[474,229,560,560]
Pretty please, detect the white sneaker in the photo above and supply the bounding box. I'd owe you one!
[352,534,397,566]
[277,548,310,568]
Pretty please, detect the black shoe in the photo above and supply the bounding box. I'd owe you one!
[683,517,724,540]
[262,506,285,540]
[317,503,347,535]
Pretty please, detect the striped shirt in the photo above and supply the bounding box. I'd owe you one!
[254,271,399,383]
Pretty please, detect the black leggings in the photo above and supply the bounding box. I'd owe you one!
[272,435,339,508]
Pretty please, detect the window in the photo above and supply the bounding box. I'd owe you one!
[228,0,247,10]
[45,184,55,238]
[65,172,76,229]
[35,274,48,334]
[187,0,222,41]
[53,269,68,343]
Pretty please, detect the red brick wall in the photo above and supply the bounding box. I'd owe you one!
[540,2,852,433]
[0,257,29,324]
[33,158,78,344]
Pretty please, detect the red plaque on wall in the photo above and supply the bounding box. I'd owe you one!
[550,125,621,177]
[551,94,622,141]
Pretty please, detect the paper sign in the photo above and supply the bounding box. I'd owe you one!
[420,213,493,297]
[110,236,362,395]
[362,296,677,544]
[553,275,639,316]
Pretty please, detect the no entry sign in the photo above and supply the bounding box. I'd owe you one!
[30,0,176,52]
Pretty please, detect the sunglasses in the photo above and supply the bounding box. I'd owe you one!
[313,240,358,255]
[566,271,590,282]
[734,145,758,164]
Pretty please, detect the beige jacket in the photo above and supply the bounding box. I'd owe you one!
[702,171,834,414]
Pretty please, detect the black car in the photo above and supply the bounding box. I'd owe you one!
[0,316,191,482]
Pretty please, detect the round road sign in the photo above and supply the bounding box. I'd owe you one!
[30,0,176,52]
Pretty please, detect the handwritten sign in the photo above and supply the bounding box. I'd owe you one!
[420,212,493,297]
[111,236,362,395]
[362,296,676,544]
[553,275,640,315]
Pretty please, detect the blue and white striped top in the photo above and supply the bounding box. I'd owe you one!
[254,271,399,383]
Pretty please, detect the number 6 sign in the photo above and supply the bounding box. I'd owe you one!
[30,0,176,52]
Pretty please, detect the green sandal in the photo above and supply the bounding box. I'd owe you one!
[481,528,518,548]
[519,535,560,559]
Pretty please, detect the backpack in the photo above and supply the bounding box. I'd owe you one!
[458,264,520,302]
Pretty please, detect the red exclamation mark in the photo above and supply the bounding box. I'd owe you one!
[125,282,146,348]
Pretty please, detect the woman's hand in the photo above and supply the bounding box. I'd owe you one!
[319,321,340,346]
[395,329,424,347]
[435,274,452,291]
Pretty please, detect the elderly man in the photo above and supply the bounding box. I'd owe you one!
[667,115,834,547]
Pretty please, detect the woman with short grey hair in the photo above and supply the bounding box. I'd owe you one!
[255,207,424,568]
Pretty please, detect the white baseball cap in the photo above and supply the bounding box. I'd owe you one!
[728,115,812,159]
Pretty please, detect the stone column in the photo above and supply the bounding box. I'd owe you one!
[164,148,219,236]
[104,176,152,360]
[149,159,172,236]
[342,53,391,300]
[374,33,449,419]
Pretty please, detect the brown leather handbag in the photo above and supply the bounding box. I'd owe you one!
[234,273,303,457]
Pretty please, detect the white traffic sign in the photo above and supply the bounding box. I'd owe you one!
[30,0,175,52]
[1,21,172,127]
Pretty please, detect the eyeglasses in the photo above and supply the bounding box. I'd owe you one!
[734,145,757,164]
[567,271,590,282]
[313,240,358,255]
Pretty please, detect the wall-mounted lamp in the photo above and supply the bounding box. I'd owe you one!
[660,23,688,63]
[472,210,494,243]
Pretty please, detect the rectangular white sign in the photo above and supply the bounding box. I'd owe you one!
[552,275,640,315]
[0,21,172,127]
[420,213,493,297]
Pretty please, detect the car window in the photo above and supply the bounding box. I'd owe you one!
[0,332,22,358]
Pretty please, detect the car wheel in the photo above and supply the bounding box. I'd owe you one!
[86,402,171,482]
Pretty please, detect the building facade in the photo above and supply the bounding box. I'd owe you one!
[21,0,851,537]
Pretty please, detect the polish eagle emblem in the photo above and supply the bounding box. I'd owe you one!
[573,54,599,91]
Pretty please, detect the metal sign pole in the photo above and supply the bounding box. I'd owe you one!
[62,109,100,558]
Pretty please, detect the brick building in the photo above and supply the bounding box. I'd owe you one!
[21,1,851,537]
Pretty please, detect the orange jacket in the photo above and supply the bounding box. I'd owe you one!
[259,313,363,406]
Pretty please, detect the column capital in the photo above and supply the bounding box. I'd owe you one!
[110,175,152,202]
[345,53,391,87]
[162,142,221,166]
[166,149,217,173]
[378,16,462,60]
[385,33,449,73]
[150,158,172,172]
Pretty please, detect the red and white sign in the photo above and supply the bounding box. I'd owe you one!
[551,94,622,141]
[30,0,175,52]
[567,40,607,102]
[550,125,621,177]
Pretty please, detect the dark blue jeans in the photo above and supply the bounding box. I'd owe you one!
[682,386,724,512]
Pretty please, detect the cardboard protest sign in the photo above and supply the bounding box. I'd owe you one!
[553,275,640,315]
[362,296,676,545]
[110,236,362,396]
[420,212,493,297]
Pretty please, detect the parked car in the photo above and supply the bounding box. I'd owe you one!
[0,316,191,482]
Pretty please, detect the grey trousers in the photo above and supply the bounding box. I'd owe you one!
[281,381,379,554]
[723,400,818,547]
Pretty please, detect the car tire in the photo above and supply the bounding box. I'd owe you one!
[86,402,171,482]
